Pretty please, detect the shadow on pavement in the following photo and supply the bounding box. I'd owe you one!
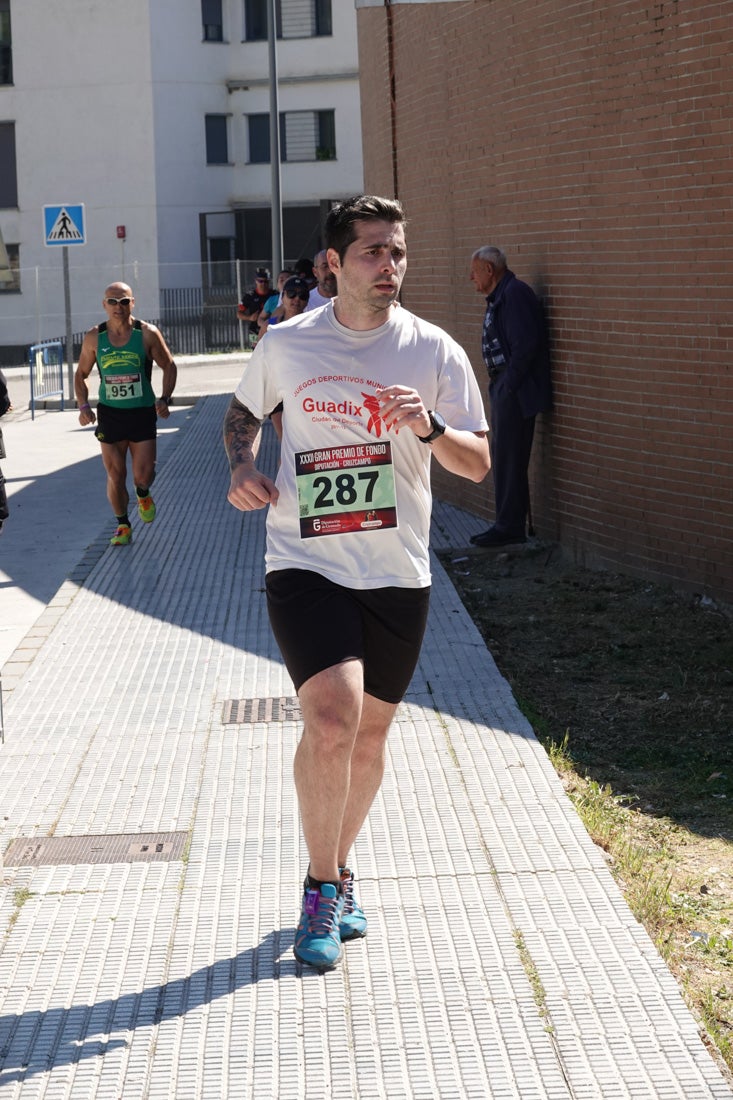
[0,927,300,1084]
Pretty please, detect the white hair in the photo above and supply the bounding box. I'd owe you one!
[472,246,507,270]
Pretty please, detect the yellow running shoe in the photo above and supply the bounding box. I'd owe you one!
[137,494,156,523]
[110,524,132,546]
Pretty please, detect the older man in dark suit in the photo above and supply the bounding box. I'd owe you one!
[469,246,552,547]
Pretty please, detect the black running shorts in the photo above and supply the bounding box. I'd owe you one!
[95,403,157,445]
[265,568,431,704]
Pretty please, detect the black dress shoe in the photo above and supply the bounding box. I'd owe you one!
[470,527,527,548]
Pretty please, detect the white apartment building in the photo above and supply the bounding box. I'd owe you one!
[0,0,363,357]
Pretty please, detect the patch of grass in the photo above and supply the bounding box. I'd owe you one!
[441,545,733,1076]
[557,762,732,1075]
[5,886,33,938]
[514,929,553,1032]
[13,886,31,908]
[546,730,580,775]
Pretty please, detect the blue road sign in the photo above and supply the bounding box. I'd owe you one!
[44,204,86,247]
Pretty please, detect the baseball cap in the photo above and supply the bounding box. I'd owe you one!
[255,267,271,280]
[282,277,310,296]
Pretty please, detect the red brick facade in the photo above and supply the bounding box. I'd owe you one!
[356,0,733,601]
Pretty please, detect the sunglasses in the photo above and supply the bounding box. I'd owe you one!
[286,291,309,301]
[105,296,132,307]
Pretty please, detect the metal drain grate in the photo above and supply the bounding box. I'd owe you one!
[222,696,301,725]
[3,831,188,868]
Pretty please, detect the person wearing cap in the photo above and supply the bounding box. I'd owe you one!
[257,268,294,337]
[261,276,310,330]
[237,267,273,346]
[259,276,311,440]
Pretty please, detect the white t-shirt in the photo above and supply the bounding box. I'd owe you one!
[234,301,488,590]
[305,287,333,312]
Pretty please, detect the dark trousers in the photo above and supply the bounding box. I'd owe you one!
[489,376,535,537]
[0,470,8,522]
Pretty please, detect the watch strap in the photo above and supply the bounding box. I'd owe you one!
[418,410,446,444]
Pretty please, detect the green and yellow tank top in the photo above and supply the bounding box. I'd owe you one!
[96,320,155,409]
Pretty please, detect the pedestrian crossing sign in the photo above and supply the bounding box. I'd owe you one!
[44,204,86,247]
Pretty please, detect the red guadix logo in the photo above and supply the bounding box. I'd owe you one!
[300,392,398,439]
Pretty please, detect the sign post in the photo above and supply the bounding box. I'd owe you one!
[43,204,86,399]
[62,246,73,399]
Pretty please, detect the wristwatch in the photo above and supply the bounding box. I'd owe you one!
[418,409,447,444]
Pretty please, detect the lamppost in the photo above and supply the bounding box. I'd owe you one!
[267,0,283,276]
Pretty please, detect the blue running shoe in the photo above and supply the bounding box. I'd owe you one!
[294,883,344,970]
[339,867,367,940]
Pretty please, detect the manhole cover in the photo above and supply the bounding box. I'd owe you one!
[222,696,301,724]
[3,831,188,867]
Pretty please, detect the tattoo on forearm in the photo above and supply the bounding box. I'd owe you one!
[223,398,263,469]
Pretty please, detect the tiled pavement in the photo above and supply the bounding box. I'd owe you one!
[0,392,731,1099]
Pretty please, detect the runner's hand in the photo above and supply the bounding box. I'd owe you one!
[227,466,279,511]
[376,386,432,437]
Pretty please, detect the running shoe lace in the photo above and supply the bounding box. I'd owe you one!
[340,874,356,914]
[303,888,340,932]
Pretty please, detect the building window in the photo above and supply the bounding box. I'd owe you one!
[0,0,11,85]
[286,109,335,162]
[248,114,272,163]
[247,110,335,163]
[202,0,223,41]
[236,204,323,268]
[0,122,17,207]
[208,237,235,286]
[0,241,19,292]
[312,0,332,36]
[244,0,269,40]
[205,114,229,164]
[244,0,331,42]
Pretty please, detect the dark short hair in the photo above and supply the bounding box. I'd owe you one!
[294,258,313,278]
[325,195,406,262]
[282,276,310,296]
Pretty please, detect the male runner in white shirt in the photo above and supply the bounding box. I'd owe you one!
[224,195,489,970]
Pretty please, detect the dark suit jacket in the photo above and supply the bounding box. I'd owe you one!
[486,271,552,418]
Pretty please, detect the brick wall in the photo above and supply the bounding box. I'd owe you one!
[356,0,733,601]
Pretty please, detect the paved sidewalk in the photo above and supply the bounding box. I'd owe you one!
[0,354,249,670]
[0,391,731,1098]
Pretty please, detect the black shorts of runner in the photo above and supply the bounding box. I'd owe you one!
[95,403,157,445]
[265,569,431,704]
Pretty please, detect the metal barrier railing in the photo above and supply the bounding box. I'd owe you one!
[29,341,65,420]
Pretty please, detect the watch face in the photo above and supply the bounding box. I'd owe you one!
[432,411,446,432]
